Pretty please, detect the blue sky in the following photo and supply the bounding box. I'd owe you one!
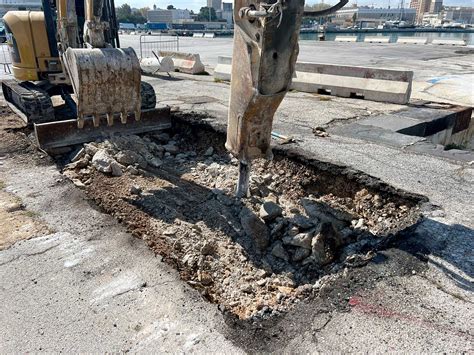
[116,0,473,12]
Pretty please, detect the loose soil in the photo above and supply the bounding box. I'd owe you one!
[58,115,425,320]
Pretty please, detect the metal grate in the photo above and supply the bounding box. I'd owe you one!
[139,34,180,59]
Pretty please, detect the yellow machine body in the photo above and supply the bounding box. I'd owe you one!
[3,11,61,81]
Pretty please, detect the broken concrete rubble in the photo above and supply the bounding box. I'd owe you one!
[259,201,283,222]
[58,124,422,320]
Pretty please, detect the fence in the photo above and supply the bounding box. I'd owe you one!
[139,34,179,59]
[0,43,12,75]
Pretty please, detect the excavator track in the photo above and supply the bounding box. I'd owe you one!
[140,81,156,110]
[1,79,55,125]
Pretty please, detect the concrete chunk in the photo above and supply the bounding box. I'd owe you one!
[397,37,428,45]
[364,36,390,43]
[334,36,358,42]
[158,51,206,74]
[431,39,466,46]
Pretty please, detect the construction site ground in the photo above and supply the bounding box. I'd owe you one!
[0,40,473,352]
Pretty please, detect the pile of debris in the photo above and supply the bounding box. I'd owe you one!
[61,129,420,319]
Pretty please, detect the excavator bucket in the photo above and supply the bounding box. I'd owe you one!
[32,47,172,151]
[63,47,142,128]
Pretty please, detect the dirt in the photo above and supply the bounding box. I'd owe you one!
[0,189,52,250]
[0,107,53,250]
[56,116,425,320]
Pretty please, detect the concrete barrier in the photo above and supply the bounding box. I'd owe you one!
[364,36,390,43]
[334,36,358,42]
[203,32,215,38]
[193,32,204,38]
[213,57,413,104]
[140,56,175,75]
[158,51,206,74]
[214,56,232,81]
[431,39,467,46]
[292,62,413,104]
[397,37,428,44]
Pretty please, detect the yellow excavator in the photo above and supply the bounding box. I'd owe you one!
[2,0,169,150]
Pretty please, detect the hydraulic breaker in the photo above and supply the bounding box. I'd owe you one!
[226,0,348,197]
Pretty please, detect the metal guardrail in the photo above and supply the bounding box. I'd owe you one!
[0,43,12,74]
[139,34,179,59]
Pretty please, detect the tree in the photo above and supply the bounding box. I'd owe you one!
[303,3,333,24]
[304,3,332,12]
[197,6,217,21]
[167,4,175,9]
[116,3,147,24]
[116,3,132,20]
[139,6,150,17]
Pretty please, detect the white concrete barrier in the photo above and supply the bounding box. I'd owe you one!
[140,56,175,75]
[213,57,413,104]
[203,32,215,38]
[364,36,390,43]
[292,62,413,104]
[334,36,358,42]
[214,56,232,81]
[397,37,428,44]
[193,32,204,38]
[158,51,206,74]
[431,39,467,46]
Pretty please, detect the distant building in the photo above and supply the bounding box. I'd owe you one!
[147,9,173,24]
[220,2,233,24]
[207,0,222,11]
[443,6,474,24]
[333,7,416,26]
[429,0,442,14]
[147,8,191,25]
[422,12,442,25]
[0,0,41,18]
[409,0,431,23]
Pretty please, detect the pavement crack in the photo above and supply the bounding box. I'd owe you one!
[312,312,333,333]
[0,243,60,266]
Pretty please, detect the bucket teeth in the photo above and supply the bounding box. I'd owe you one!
[77,116,85,129]
[120,111,127,124]
[135,110,141,121]
[106,113,114,126]
[92,115,100,127]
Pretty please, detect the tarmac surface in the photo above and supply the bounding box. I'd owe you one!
[0,39,473,352]
[121,35,474,106]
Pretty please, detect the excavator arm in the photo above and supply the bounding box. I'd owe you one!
[227,0,348,196]
[61,0,142,128]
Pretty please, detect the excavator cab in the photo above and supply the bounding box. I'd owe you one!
[2,0,167,150]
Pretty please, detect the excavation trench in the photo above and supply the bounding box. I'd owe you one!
[61,114,426,320]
